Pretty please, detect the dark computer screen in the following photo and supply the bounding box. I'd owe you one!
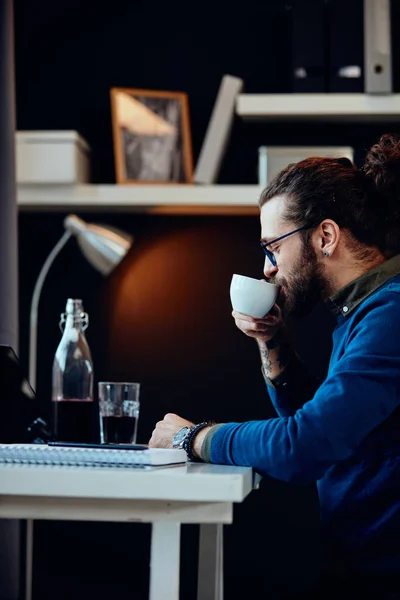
[0,345,51,443]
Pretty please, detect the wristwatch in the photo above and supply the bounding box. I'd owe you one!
[172,425,192,449]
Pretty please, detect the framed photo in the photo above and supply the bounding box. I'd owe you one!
[111,88,193,184]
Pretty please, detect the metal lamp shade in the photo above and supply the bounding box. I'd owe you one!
[64,214,133,275]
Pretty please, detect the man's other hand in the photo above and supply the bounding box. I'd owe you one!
[149,413,194,449]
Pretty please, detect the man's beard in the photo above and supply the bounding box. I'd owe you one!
[271,242,327,318]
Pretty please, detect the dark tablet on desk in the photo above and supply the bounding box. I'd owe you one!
[48,441,148,451]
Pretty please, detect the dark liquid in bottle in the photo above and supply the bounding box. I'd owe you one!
[101,416,137,444]
[52,398,93,442]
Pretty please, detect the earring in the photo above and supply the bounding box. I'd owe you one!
[323,251,329,257]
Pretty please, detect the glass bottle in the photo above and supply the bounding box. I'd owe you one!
[51,298,94,442]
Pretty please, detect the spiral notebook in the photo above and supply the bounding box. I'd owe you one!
[0,444,187,468]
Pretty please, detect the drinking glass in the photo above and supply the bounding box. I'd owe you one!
[98,382,140,444]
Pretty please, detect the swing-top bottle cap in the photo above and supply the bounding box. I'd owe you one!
[65,298,84,314]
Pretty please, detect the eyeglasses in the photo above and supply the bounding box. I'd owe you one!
[260,224,314,267]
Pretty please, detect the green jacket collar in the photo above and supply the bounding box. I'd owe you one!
[325,254,400,318]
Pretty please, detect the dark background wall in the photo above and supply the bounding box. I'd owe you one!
[13,1,400,599]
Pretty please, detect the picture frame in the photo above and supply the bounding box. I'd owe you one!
[110,88,194,184]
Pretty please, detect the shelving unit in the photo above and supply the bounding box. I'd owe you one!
[236,93,400,122]
[17,184,263,215]
[20,93,400,216]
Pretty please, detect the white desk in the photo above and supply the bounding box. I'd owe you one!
[0,462,257,600]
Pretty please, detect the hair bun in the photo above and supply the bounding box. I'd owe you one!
[363,133,400,194]
[363,133,400,256]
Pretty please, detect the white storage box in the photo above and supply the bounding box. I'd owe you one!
[258,146,354,186]
[16,131,90,184]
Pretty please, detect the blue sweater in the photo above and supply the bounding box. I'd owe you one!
[209,272,400,575]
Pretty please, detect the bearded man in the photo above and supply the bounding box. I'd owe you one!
[150,138,400,599]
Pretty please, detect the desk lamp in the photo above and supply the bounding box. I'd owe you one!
[29,214,133,391]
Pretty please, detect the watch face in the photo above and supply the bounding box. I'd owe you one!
[173,426,190,447]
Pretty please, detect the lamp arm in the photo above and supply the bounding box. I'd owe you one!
[29,230,72,391]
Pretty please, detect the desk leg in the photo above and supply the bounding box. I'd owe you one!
[0,520,20,600]
[25,519,34,600]
[197,524,223,600]
[150,521,180,600]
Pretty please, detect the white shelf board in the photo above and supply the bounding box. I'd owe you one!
[236,93,400,121]
[17,184,263,215]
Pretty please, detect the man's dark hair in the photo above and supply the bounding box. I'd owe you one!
[259,134,400,258]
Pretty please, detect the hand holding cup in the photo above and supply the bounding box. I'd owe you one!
[230,274,282,342]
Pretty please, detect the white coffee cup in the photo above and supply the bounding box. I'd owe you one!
[230,274,279,318]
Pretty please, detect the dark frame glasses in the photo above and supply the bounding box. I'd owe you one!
[260,224,314,266]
